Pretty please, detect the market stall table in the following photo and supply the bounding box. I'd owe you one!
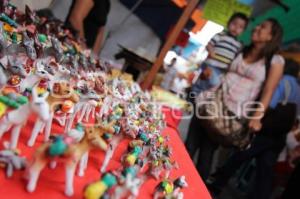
[0,110,211,199]
[115,44,155,81]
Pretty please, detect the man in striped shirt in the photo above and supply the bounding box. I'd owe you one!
[189,12,249,100]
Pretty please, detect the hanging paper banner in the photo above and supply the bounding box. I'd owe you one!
[203,0,252,27]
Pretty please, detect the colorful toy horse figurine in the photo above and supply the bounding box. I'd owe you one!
[154,176,188,199]
[0,87,50,149]
[33,58,55,76]
[65,82,104,134]
[0,56,28,89]
[22,31,37,60]
[65,122,112,177]
[26,124,112,197]
[0,22,8,51]
[27,81,79,146]
[50,36,64,62]
[19,67,52,92]
[112,141,147,199]
[112,166,144,199]
[38,60,71,83]
[6,58,28,78]
[0,148,27,177]
[99,104,124,173]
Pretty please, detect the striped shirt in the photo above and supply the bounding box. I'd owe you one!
[206,31,242,69]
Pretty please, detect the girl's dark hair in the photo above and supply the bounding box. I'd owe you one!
[227,12,249,27]
[243,18,283,66]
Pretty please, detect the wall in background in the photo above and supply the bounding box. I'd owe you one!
[240,0,300,45]
[10,0,52,11]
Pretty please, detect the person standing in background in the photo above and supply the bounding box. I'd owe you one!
[184,12,249,179]
[67,0,110,55]
[186,18,285,183]
[282,143,300,199]
[160,57,178,91]
[208,59,300,199]
[189,12,248,100]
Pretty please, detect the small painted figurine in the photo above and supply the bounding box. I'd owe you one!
[84,172,117,199]
[154,176,188,199]
[0,149,26,177]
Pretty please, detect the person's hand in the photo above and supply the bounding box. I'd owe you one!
[248,118,262,132]
[206,43,215,59]
[207,51,216,59]
[178,73,188,80]
[289,145,300,168]
[294,129,300,142]
[199,67,212,80]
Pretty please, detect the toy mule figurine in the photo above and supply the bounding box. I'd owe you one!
[66,81,101,128]
[26,124,112,196]
[112,166,144,199]
[66,121,113,177]
[22,31,37,60]
[0,87,50,148]
[0,148,27,177]
[27,81,79,146]
[0,56,27,89]
[112,147,146,199]
[19,67,52,92]
[154,176,188,199]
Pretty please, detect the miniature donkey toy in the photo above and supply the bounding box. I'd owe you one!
[27,81,79,147]
[0,86,50,149]
[154,176,188,199]
[0,56,28,89]
[0,147,27,177]
[26,123,114,197]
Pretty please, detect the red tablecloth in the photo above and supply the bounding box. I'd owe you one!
[0,112,211,199]
[162,106,183,129]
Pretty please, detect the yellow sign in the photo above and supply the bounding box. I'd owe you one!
[203,0,252,27]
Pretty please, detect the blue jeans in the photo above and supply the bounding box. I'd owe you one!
[191,64,225,96]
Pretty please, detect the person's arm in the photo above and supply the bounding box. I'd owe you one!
[92,26,105,55]
[268,78,284,108]
[177,72,190,80]
[168,68,178,90]
[206,43,216,58]
[206,33,221,58]
[68,0,94,39]
[249,57,284,132]
[289,145,300,168]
